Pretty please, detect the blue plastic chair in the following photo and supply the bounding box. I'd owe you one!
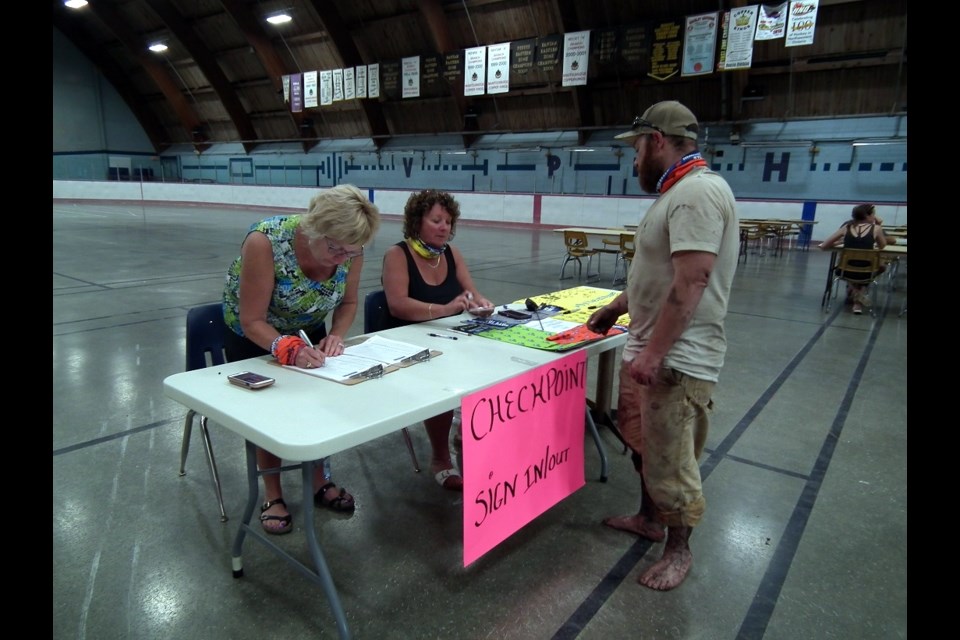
[178,302,229,522]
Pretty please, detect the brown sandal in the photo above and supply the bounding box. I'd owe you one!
[259,498,293,535]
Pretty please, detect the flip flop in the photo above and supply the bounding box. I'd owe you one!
[434,468,463,491]
[260,498,293,535]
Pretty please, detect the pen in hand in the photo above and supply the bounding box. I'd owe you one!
[297,330,324,368]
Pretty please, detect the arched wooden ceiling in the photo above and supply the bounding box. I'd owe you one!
[52,0,906,154]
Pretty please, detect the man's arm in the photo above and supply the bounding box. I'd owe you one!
[628,250,715,385]
[586,291,628,334]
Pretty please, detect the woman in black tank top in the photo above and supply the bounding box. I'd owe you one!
[381,190,495,491]
[819,204,887,313]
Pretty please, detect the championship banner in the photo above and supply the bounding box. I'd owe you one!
[786,0,819,47]
[367,63,380,99]
[332,69,344,102]
[510,38,536,86]
[303,71,318,108]
[343,67,356,101]
[290,73,303,113]
[319,70,332,106]
[402,56,420,98]
[421,54,444,98]
[721,5,759,70]
[682,12,719,77]
[464,46,486,96]
[355,66,367,99]
[649,21,682,80]
[486,42,510,94]
[562,31,590,87]
[380,61,400,100]
[755,2,788,40]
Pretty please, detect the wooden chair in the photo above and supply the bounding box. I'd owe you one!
[559,230,599,281]
[738,223,762,263]
[827,248,884,316]
[363,290,421,473]
[611,233,635,285]
[597,236,622,277]
[179,302,229,522]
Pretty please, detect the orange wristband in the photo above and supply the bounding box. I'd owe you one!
[272,335,306,365]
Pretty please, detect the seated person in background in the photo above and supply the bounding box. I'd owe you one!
[223,184,381,533]
[381,189,494,491]
[819,203,887,315]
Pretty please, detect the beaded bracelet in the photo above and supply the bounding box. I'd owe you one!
[270,335,286,358]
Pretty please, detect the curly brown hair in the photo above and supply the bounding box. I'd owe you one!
[401,189,460,241]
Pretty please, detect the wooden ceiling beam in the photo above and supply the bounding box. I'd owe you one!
[419,0,474,149]
[220,0,317,153]
[53,5,168,152]
[81,0,209,152]
[552,0,591,146]
[307,0,390,151]
[144,0,258,153]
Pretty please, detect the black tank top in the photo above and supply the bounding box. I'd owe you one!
[842,222,876,250]
[386,242,463,328]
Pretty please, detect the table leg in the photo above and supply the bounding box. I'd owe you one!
[584,406,608,482]
[595,350,616,417]
[230,442,352,639]
[231,440,259,578]
[821,250,838,308]
[589,350,629,453]
[300,463,351,640]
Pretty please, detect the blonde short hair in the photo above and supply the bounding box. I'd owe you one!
[300,184,380,245]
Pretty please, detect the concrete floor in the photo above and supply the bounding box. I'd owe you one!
[53,200,907,639]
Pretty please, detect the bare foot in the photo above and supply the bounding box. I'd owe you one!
[638,547,692,591]
[602,514,665,542]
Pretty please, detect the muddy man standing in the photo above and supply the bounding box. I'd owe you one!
[587,101,739,590]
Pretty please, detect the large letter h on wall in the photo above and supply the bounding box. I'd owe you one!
[762,152,790,182]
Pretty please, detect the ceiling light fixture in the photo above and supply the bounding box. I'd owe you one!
[64,0,88,9]
[149,43,169,53]
[851,138,907,147]
[740,140,813,148]
[266,13,292,25]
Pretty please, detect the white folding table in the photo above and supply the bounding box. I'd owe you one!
[163,311,627,639]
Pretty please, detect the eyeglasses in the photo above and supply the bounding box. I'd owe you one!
[630,116,665,136]
[324,237,364,259]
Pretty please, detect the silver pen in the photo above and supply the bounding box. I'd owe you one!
[298,329,314,348]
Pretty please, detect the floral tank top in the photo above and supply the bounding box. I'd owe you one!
[223,215,350,337]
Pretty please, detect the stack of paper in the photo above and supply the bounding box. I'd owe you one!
[285,335,430,383]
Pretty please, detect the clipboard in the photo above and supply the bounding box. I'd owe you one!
[274,336,442,385]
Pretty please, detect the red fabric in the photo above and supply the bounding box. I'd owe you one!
[659,158,707,194]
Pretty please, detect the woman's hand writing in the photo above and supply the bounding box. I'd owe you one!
[296,345,326,369]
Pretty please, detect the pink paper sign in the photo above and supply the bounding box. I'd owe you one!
[462,351,587,566]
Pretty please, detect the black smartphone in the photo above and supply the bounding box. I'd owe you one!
[499,309,532,320]
[227,371,276,390]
